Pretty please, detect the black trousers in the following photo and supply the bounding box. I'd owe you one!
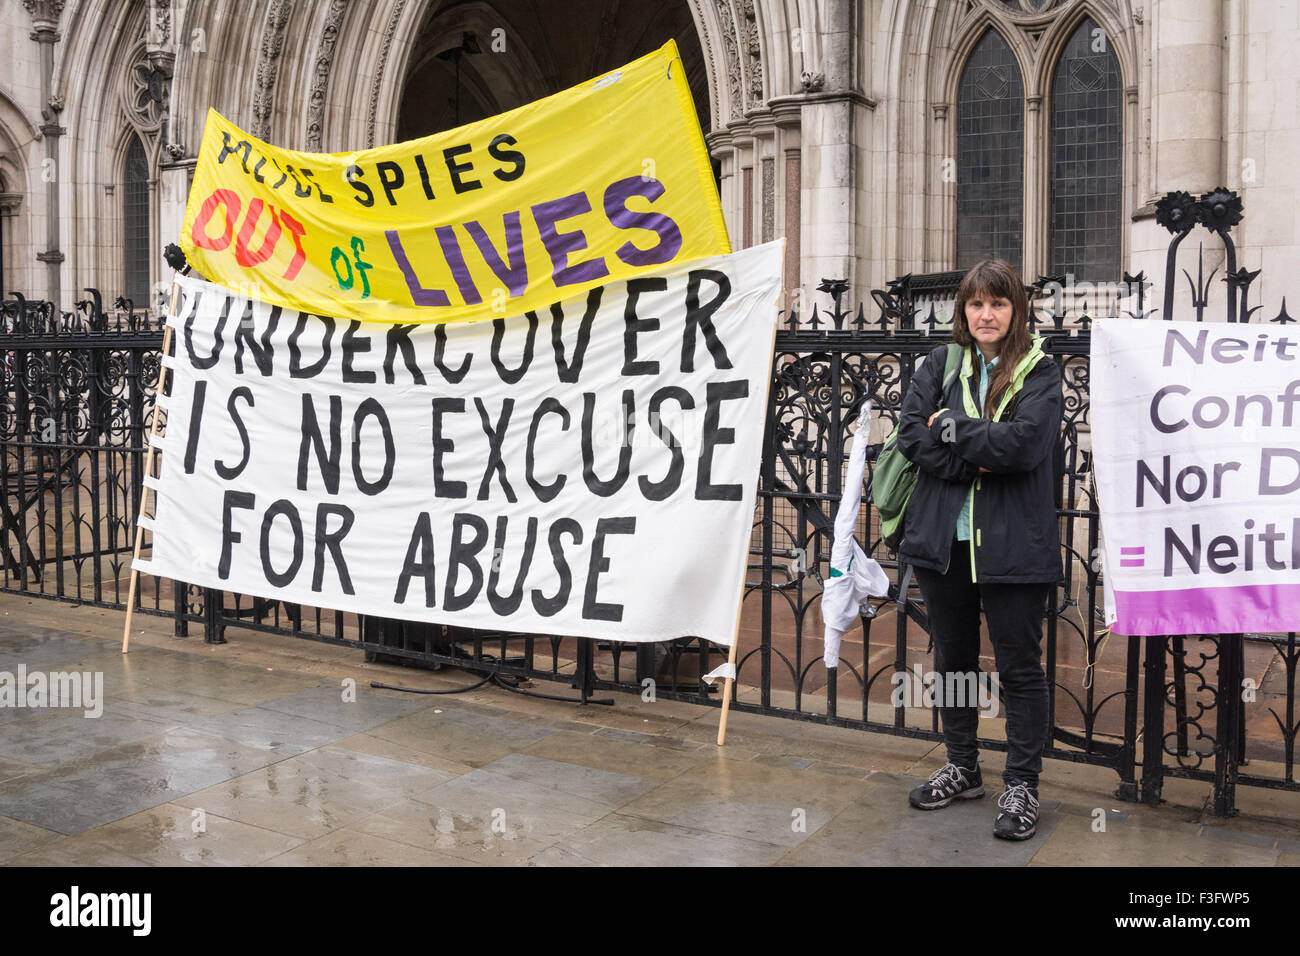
[911,539,1051,788]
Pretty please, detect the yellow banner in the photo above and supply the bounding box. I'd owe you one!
[179,41,729,324]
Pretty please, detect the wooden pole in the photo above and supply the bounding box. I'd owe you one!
[717,240,786,746]
[715,609,743,745]
[122,284,178,653]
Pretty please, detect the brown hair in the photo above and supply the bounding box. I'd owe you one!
[950,259,1032,418]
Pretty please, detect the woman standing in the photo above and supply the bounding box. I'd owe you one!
[894,258,1063,841]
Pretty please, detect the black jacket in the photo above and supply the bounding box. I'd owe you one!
[895,339,1063,584]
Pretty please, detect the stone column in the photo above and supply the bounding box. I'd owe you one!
[706,129,738,244]
[159,148,194,280]
[148,1,177,309]
[1131,0,1227,317]
[728,121,756,249]
[1151,0,1223,193]
[772,102,802,297]
[27,0,63,310]
[796,0,872,299]
[1023,95,1043,280]
[0,193,22,293]
[1123,84,1139,269]
[929,102,950,271]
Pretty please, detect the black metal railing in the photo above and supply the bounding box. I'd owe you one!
[1,189,1295,816]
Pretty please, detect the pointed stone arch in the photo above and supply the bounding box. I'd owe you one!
[942,13,1036,104]
[0,87,39,294]
[51,0,163,298]
[915,0,1136,279]
[118,129,153,307]
[1033,1,1134,95]
[392,0,552,141]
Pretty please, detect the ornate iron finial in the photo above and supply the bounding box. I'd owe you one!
[163,242,188,272]
[1225,266,1262,323]
[1225,265,1260,287]
[870,289,894,331]
[817,278,850,331]
[1272,298,1296,325]
[817,278,849,298]
[1122,270,1155,319]
[1198,188,1243,233]
[921,302,939,333]
[1154,191,1198,234]
[1180,241,1215,322]
[82,288,104,331]
[1122,270,1151,297]
[885,273,916,330]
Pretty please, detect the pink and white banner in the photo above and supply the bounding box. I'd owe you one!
[1092,318,1300,635]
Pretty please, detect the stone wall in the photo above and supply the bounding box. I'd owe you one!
[0,0,1296,317]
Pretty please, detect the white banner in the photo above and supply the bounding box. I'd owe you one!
[1092,318,1300,635]
[137,242,784,645]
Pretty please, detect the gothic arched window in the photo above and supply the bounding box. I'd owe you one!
[956,29,1024,273]
[1050,16,1122,281]
[123,135,150,308]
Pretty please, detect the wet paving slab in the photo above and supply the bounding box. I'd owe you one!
[255,683,428,731]
[0,708,178,766]
[170,755,426,842]
[160,703,361,755]
[406,753,650,847]
[33,802,305,867]
[543,812,789,866]
[0,727,289,834]
[258,826,480,867]
[346,795,554,864]
[0,755,38,787]
[774,772,1059,866]
[364,706,562,769]
[1,602,1297,866]
[0,629,117,671]
[0,813,62,863]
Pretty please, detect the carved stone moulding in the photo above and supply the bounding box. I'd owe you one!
[306,0,348,150]
[22,0,66,33]
[252,0,296,141]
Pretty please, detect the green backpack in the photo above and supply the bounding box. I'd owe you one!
[872,343,964,551]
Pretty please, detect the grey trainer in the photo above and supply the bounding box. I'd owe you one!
[908,761,985,810]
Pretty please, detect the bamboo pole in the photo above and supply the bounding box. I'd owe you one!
[122,284,178,653]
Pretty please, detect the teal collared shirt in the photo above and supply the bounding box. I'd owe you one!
[956,350,998,542]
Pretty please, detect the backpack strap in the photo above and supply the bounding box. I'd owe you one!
[941,342,963,392]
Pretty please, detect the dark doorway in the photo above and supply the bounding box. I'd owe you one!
[397,0,711,140]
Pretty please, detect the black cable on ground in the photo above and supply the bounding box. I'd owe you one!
[487,672,613,705]
[369,672,493,695]
[369,648,614,705]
